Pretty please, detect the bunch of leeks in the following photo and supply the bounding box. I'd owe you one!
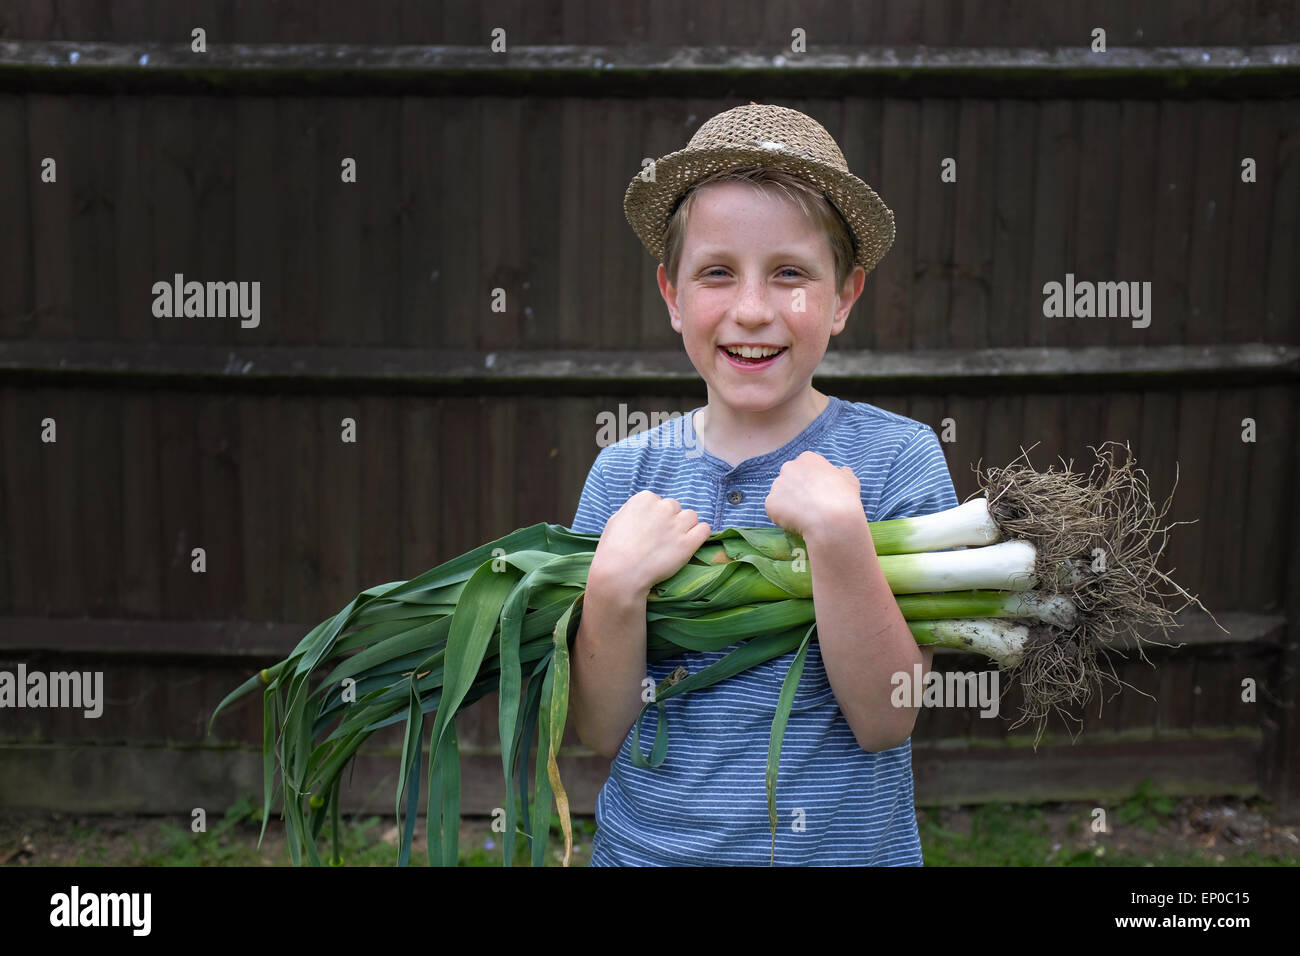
[210,443,1202,867]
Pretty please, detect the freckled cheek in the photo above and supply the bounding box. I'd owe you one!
[681,321,724,351]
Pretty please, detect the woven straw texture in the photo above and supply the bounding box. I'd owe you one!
[623,104,896,275]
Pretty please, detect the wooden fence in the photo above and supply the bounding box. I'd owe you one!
[1,1,1298,825]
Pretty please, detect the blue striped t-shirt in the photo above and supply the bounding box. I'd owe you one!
[569,394,958,865]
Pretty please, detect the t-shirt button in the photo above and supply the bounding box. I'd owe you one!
[727,490,744,504]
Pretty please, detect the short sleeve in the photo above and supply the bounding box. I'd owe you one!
[872,425,959,522]
[570,449,618,535]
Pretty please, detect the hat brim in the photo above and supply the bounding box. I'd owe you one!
[624,144,896,275]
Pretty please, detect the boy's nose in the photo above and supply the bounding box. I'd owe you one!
[732,280,777,324]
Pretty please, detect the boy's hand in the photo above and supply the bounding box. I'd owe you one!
[590,491,712,597]
[766,451,865,542]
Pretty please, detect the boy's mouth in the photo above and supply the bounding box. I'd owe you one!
[718,344,787,370]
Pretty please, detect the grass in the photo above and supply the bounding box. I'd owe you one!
[1116,777,1179,832]
[919,780,1299,867]
[61,797,598,867]
[14,783,1296,866]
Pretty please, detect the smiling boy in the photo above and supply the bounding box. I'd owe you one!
[568,104,958,865]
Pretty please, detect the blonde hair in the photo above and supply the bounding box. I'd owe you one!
[660,164,857,291]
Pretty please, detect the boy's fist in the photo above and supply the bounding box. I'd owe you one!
[590,490,711,597]
[765,451,863,540]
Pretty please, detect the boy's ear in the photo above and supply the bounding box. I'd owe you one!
[830,265,867,335]
[657,263,682,333]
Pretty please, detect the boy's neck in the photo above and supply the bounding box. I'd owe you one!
[694,389,830,468]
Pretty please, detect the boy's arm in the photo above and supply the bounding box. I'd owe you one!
[569,568,650,760]
[566,453,644,759]
[803,513,928,752]
[566,456,710,760]
[767,429,957,753]
[570,504,711,758]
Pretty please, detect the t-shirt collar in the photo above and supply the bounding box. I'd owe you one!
[685,396,842,475]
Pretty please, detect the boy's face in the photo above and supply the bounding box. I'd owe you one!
[657,180,866,419]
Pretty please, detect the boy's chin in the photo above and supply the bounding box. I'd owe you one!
[704,383,811,410]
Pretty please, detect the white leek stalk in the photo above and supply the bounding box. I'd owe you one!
[907,618,1031,667]
[877,540,1038,594]
[893,590,1076,627]
[869,498,1000,554]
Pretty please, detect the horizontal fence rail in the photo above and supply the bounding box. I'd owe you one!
[1,343,1296,393]
[1,610,1279,658]
[2,41,1299,96]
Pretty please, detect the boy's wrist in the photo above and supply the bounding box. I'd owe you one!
[801,505,873,552]
[586,562,651,606]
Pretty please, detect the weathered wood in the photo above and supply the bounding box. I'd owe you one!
[439,99,480,351]
[0,731,1263,814]
[71,95,116,343]
[949,99,996,352]
[80,384,122,615]
[45,388,81,614]
[1111,100,1160,351]
[2,391,39,614]
[1261,389,1300,821]
[912,731,1263,804]
[0,94,29,335]
[0,609,1279,660]
[0,743,616,816]
[398,96,442,350]
[320,98,364,349]
[1187,101,1239,348]
[2,0,1289,47]
[365,97,403,347]
[3,42,1297,97]
[631,102,670,349]
[1151,100,1200,348]
[988,98,1036,349]
[236,394,282,620]
[871,98,919,350]
[358,395,403,590]
[1,342,1295,392]
[1224,101,1273,344]
[320,395,363,611]
[1072,99,1122,353]
[910,98,958,352]
[1240,386,1295,610]
[0,616,309,657]
[278,96,320,349]
[1029,100,1076,350]
[282,396,321,622]
[1265,107,1299,343]
[0,392,9,614]
[151,96,196,348]
[1,637,1272,749]
[25,96,72,342]
[398,397,438,586]
[1171,390,1216,603]
[2,96,1290,357]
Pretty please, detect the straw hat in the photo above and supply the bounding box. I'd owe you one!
[623,103,895,275]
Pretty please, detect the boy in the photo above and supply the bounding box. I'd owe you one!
[568,104,957,865]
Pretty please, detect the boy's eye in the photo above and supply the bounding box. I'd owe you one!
[702,268,803,278]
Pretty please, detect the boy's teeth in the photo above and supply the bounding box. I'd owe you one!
[725,345,783,358]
